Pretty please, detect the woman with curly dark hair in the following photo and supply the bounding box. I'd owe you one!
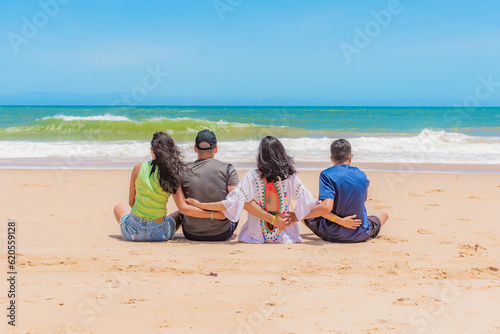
[187,136,318,244]
[113,131,224,242]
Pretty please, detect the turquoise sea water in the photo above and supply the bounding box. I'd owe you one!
[0,106,499,167]
[0,106,499,141]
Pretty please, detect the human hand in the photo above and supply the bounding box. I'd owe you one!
[287,211,299,223]
[273,213,292,229]
[186,198,201,208]
[335,214,361,229]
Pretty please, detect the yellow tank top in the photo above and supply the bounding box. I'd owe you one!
[131,161,170,219]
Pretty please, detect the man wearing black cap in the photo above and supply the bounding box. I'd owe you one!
[180,129,240,241]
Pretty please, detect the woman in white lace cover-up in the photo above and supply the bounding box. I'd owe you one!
[187,136,318,244]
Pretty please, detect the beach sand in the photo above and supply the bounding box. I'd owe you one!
[1,168,499,333]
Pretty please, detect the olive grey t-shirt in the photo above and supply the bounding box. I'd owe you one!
[181,158,239,236]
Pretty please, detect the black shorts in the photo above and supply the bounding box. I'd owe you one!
[367,215,382,239]
[180,214,237,242]
[303,216,323,239]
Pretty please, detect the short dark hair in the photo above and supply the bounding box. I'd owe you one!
[257,136,296,183]
[330,139,351,163]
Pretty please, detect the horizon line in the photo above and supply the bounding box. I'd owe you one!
[1,104,499,108]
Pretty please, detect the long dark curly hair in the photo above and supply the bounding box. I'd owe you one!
[150,131,186,194]
[257,136,296,183]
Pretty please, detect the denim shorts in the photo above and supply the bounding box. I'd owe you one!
[120,212,176,242]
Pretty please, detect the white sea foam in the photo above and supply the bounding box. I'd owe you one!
[41,115,256,127]
[0,141,148,159]
[145,116,254,127]
[42,114,133,122]
[1,129,500,165]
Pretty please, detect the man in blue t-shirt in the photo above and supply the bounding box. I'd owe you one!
[303,139,388,243]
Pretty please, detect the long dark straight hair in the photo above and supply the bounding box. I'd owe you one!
[257,136,296,183]
[150,131,186,194]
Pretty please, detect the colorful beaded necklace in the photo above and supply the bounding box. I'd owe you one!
[255,170,289,243]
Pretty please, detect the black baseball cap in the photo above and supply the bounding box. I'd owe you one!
[195,129,217,150]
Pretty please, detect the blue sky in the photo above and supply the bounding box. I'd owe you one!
[0,0,499,106]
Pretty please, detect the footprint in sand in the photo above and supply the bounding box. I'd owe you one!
[458,243,487,257]
[428,204,439,207]
[467,196,481,199]
[417,229,435,235]
[459,243,486,251]
[374,205,391,210]
[409,193,424,197]
[367,198,383,203]
[393,297,418,306]
[22,184,51,188]
[379,236,408,243]
[159,321,171,328]
[426,189,444,193]
[120,298,146,304]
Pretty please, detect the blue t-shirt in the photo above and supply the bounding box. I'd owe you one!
[318,164,371,242]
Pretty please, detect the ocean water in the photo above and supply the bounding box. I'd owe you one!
[0,106,499,168]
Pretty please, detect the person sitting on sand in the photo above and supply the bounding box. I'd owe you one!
[187,136,357,244]
[113,131,225,242]
[302,139,389,243]
[179,129,242,241]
